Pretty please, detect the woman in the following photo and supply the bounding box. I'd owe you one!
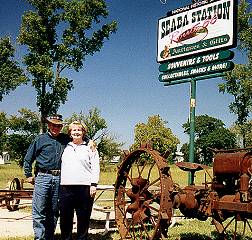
[60,121,100,240]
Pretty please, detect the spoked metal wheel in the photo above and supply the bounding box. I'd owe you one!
[114,147,174,239]
[5,178,21,211]
[212,213,252,239]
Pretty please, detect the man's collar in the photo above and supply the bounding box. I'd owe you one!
[48,132,59,139]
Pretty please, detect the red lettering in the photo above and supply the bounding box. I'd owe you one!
[169,15,218,44]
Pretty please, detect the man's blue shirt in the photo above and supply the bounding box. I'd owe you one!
[24,132,69,177]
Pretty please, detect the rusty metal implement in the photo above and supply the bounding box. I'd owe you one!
[114,145,252,239]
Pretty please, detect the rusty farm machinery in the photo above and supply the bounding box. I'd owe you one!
[114,145,252,239]
[0,178,33,211]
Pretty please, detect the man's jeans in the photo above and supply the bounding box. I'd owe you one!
[32,172,60,240]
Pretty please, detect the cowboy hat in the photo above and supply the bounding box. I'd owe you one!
[46,114,63,125]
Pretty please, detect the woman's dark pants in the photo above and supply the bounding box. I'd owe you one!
[59,185,93,240]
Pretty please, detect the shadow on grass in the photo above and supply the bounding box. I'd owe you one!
[179,231,252,240]
[54,219,117,240]
[52,220,252,240]
[52,230,252,240]
[54,232,115,240]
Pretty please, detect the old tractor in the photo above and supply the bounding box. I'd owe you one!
[114,144,252,239]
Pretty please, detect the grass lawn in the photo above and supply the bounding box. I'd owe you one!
[0,161,252,240]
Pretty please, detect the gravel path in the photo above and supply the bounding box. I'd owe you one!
[0,200,116,238]
[0,207,34,237]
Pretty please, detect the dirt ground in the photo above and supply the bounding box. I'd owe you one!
[0,206,34,237]
[0,199,116,238]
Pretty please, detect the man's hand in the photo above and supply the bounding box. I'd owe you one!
[26,176,35,185]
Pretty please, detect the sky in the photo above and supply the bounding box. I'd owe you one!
[0,0,248,149]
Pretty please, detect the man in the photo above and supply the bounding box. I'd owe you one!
[23,114,69,240]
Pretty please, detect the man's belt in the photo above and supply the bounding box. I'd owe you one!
[38,168,61,176]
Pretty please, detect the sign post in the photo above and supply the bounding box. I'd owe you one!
[189,79,196,184]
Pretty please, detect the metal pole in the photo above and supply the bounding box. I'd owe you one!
[187,0,199,185]
[188,78,196,185]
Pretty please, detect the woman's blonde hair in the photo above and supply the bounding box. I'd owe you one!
[68,121,87,135]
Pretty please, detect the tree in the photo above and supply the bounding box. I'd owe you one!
[65,107,107,140]
[65,107,123,164]
[0,37,28,101]
[237,0,252,63]
[8,108,41,134]
[180,143,190,163]
[182,115,236,165]
[131,115,180,160]
[243,121,252,146]
[230,120,252,147]
[219,64,252,147]
[0,112,9,153]
[7,108,40,166]
[218,0,252,147]
[183,115,224,139]
[98,135,124,170]
[18,0,117,130]
[98,135,123,161]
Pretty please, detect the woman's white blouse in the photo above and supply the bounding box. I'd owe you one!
[60,142,100,185]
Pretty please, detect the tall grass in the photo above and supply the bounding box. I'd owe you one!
[0,162,25,189]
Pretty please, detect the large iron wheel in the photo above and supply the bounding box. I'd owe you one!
[212,213,252,239]
[5,178,21,211]
[114,146,174,239]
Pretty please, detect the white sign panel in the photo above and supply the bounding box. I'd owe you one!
[157,0,237,63]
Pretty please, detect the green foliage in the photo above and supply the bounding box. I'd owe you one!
[0,112,9,152]
[7,134,35,166]
[237,0,252,62]
[0,37,28,101]
[219,64,252,147]
[5,108,40,166]
[183,115,225,138]
[131,115,180,160]
[64,107,107,140]
[180,143,191,162]
[219,64,252,126]
[98,135,124,166]
[8,108,41,134]
[182,115,236,165]
[198,128,236,150]
[17,0,117,125]
[230,120,252,147]
[218,0,252,147]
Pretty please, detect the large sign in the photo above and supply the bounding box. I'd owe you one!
[157,0,237,63]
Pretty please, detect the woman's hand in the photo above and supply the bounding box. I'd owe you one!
[90,186,97,197]
[88,140,97,152]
